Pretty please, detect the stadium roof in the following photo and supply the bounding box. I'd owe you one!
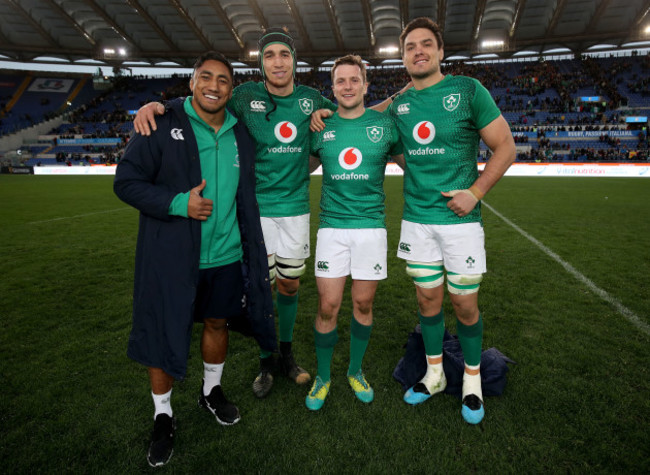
[1,0,649,69]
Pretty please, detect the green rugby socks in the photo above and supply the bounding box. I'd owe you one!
[348,317,372,376]
[314,326,338,382]
[420,309,445,357]
[278,292,299,343]
[457,314,483,367]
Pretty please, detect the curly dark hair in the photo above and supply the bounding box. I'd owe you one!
[192,51,233,81]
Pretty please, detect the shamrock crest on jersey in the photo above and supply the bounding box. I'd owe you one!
[443,93,461,112]
[299,98,313,115]
[366,126,383,143]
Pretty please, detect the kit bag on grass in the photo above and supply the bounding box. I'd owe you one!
[393,325,516,399]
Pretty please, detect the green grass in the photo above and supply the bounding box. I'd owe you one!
[1,175,649,473]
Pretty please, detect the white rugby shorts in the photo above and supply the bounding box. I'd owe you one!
[397,221,486,274]
[260,214,310,259]
[315,228,387,280]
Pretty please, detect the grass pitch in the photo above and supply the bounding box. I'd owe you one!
[1,174,649,473]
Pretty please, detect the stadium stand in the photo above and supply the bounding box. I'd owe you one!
[1,54,648,168]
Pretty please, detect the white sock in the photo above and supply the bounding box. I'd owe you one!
[152,389,173,418]
[203,361,224,396]
[462,364,483,402]
[420,354,445,394]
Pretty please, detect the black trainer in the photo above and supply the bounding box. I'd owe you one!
[147,413,175,468]
[252,355,275,398]
[279,351,311,385]
[198,383,241,425]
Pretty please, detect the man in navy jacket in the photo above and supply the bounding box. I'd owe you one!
[114,51,274,467]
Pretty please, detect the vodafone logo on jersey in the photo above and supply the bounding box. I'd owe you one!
[413,121,435,145]
[338,147,362,170]
[274,121,297,143]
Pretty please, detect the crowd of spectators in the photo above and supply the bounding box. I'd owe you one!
[511,123,632,133]
[515,148,648,163]
[51,147,122,166]
[514,126,648,163]
[50,122,130,140]
[3,54,649,165]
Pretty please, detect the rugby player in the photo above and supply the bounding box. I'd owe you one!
[388,17,515,424]
[305,54,403,410]
[115,52,273,466]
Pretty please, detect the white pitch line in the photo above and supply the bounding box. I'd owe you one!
[483,201,650,337]
[28,207,131,225]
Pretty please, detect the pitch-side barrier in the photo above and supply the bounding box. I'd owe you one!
[27,162,650,178]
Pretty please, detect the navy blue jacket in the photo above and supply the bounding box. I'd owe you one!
[114,98,276,380]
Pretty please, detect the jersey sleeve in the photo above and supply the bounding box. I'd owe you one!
[386,100,396,118]
[310,130,322,157]
[387,117,403,156]
[318,95,337,112]
[471,80,501,130]
[229,84,247,118]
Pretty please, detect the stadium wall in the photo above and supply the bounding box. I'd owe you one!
[30,163,650,178]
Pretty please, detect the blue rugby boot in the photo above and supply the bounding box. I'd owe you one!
[461,394,485,424]
[403,370,446,405]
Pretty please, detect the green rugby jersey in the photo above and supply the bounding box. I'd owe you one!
[387,75,501,225]
[310,109,401,229]
[229,81,335,217]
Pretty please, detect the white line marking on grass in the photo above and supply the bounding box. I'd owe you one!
[483,201,650,337]
[28,207,131,225]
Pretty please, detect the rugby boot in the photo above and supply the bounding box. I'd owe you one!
[279,350,311,385]
[252,355,275,398]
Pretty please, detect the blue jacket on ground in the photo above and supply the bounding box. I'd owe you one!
[114,97,276,380]
[393,325,515,398]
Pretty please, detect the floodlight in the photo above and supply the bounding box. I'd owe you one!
[379,46,399,54]
[481,40,504,49]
